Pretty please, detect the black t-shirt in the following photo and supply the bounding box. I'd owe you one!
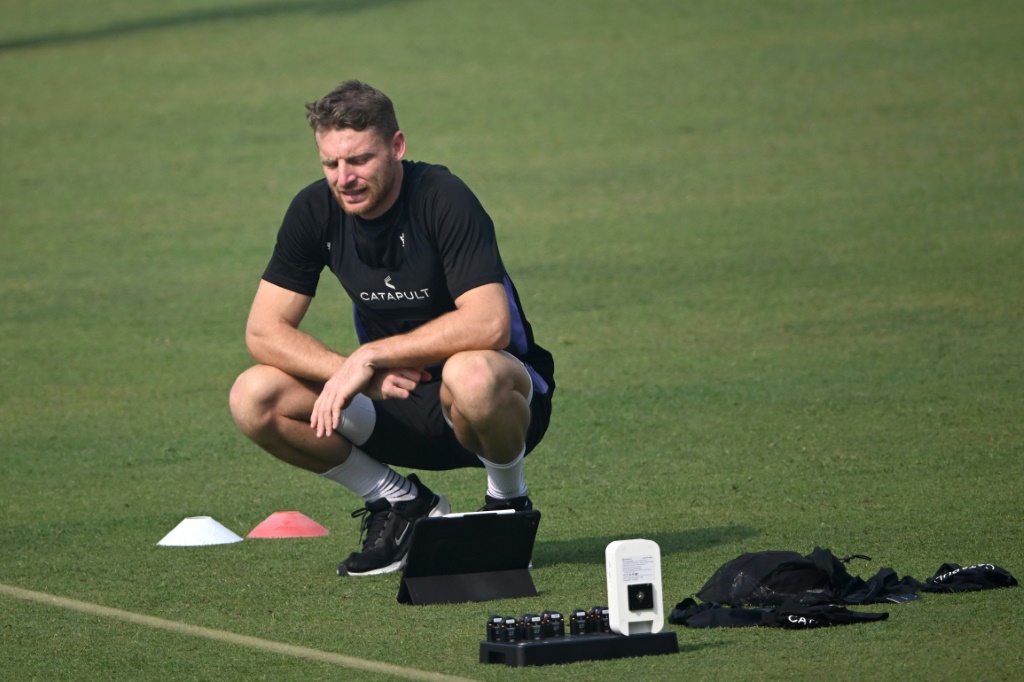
[262,160,554,393]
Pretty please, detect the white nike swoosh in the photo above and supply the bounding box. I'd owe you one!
[394,522,410,546]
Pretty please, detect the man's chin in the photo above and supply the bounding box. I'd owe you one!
[334,194,375,217]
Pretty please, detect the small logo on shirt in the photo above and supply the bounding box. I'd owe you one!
[326,241,331,251]
[400,232,406,248]
[384,276,396,290]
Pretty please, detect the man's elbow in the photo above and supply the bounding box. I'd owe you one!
[481,316,511,351]
[244,323,272,362]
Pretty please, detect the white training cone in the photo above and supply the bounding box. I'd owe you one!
[157,516,244,546]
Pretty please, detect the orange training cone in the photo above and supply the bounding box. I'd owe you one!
[247,511,330,539]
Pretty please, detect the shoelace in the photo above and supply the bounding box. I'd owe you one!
[351,505,392,549]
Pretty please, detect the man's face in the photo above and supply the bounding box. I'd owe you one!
[315,127,405,219]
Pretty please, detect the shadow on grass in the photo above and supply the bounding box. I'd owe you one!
[1,0,413,51]
[533,525,758,567]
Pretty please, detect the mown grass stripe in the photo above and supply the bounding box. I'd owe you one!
[0,583,479,682]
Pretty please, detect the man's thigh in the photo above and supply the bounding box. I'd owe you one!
[361,372,553,471]
[361,379,482,470]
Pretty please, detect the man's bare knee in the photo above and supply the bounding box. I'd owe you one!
[230,368,264,434]
[441,351,531,460]
[229,365,293,436]
[443,351,496,395]
[442,351,516,423]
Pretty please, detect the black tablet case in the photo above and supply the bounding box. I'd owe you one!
[397,510,541,605]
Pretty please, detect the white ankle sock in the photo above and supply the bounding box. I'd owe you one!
[320,448,417,503]
[478,449,528,499]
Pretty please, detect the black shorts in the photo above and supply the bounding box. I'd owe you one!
[360,377,553,471]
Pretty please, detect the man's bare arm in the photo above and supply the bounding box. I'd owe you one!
[358,281,511,370]
[245,279,346,382]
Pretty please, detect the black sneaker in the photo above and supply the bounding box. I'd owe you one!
[480,493,534,512]
[337,474,450,577]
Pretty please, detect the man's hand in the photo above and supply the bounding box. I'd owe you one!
[367,367,432,402]
[310,345,431,437]
[310,347,377,437]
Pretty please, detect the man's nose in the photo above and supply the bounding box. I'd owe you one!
[335,163,358,187]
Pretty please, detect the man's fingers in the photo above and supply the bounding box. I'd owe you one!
[311,388,348,437]
[310,395,323,430]
[383,370,423,399]
[311,404,327,437]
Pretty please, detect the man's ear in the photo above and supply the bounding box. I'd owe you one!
[391,130,406,161]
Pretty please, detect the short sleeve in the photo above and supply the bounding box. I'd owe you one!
[261,180,332,297]
[415,168,506,300]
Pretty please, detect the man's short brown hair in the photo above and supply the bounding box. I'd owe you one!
[305,80,399,141]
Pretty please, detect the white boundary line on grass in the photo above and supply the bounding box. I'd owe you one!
[0,583,479,682]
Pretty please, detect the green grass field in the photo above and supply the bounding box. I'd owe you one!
[2,0,1022,679]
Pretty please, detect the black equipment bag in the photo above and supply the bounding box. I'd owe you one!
[695,546,921,607]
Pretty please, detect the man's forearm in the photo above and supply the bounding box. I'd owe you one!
[356,299,509,371]
[246,323,346,383]
[358,283,511,370]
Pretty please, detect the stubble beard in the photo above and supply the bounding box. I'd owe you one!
[333,164,396,218]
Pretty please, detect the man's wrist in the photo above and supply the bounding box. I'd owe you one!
[348,343,382,371]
